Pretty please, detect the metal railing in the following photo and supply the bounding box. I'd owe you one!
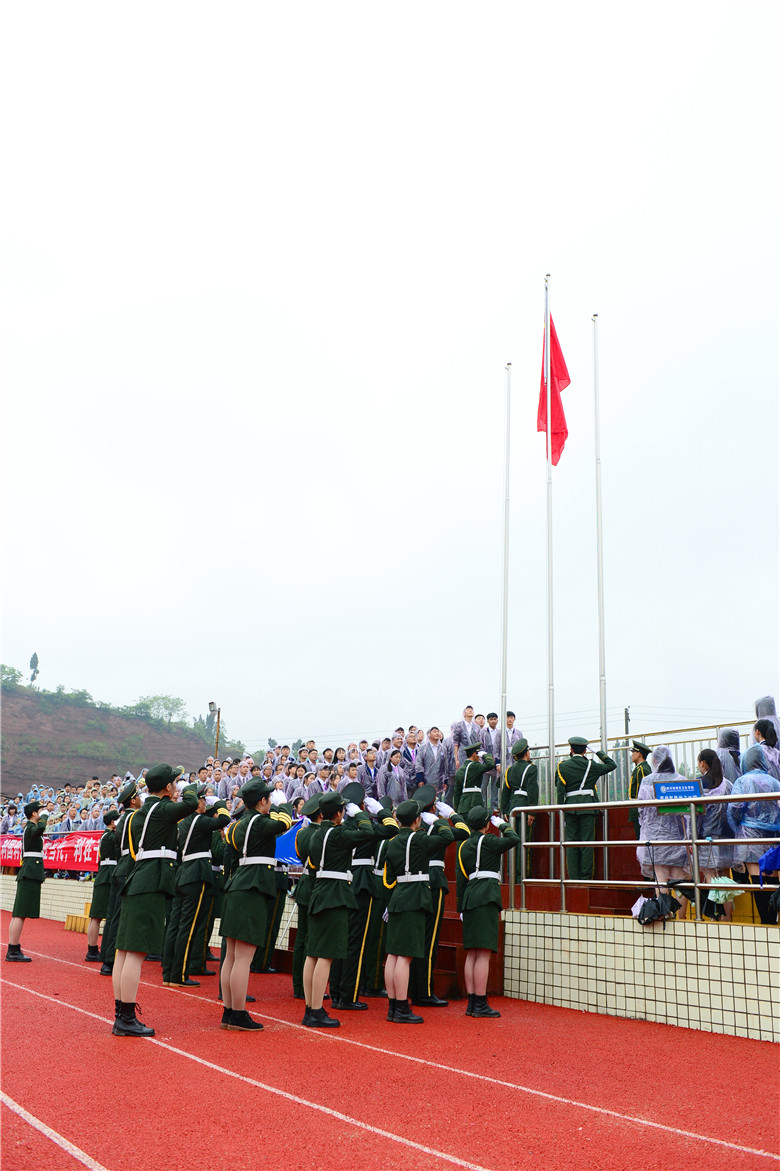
[507,789,780,920]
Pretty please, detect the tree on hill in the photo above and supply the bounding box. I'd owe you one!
[138,695,188,724]
[1,664,23,688]
[29,653,39,686]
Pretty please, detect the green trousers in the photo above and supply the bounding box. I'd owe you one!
[564,812,597,880]
[292,903,308,997]
[409,887,446,1001]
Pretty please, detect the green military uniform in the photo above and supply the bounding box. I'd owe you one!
[409,788,470,1004]
[383,816,454,958]
[253,860,290,973]
[500,741,539,878]
[88,822,120,923]
[11,815,49,920]
[454,751,495,817]
[220,803,293,946]
[457,813,519,950]
[292,813,322,997]
[330,787,398,1007]
[190,827,225,976]
[361,833,393,995]
[555,740,617,881]
[628,743,653,839]
[306,813,374,960]
[100,792,140,968]
[115,788,198,955]
[217,817,242,1001]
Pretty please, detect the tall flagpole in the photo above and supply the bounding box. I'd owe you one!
[545,275,555,799]
[499,363,512,797]
[593,314,608,758]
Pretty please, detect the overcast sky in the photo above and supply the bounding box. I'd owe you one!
[2,1,778,754]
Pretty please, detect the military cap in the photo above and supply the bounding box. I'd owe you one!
[103,809,120,826]
[182,784,198,802]
[196,784,210,797]
[415,783,437,811]
[241,778,274,807]
[302,793,323,818]
[568,736,590,748]
[341,781,365,806]
[466,805,490,829]
[378,795,394,813]
[24,800,42,818]
[464,742,483,756]
[511,738,529,757]
[396,799,421,826]
[145,763,179,790]
[319,790,346,818]
[631,741,651,756]
[206,798,229,817]
[118,779,138,807]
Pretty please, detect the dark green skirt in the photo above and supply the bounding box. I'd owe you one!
[386,908,425,958]
[12,877,43,920]
[462,904,500,952]
[307,905,348,959]
[220,889,271,947]
[89,879,111,921]
[116,891,168,954]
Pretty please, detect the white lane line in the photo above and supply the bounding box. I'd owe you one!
[1,1091,111,1171]
[2,980,493,1171]
[19,950,780,1164]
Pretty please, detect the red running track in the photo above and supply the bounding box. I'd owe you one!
[1,913,778,1171]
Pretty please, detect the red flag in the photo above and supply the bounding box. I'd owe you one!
[537,315,571,465]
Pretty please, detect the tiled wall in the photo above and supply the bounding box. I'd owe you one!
[504,910,779,1043]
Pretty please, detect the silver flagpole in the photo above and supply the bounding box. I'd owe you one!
[499,363,512,801]
[592,314,608,764]
[545,275,555,801]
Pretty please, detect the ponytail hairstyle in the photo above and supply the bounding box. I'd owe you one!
[697,748,724,789]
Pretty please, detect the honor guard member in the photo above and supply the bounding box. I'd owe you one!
[84,809,120,962]
[555,737,617,881]
[304,790,374,1028]
[500,739,539,877]
[253,853,290,975]
[329,783,398,1011]
[361,796,396,998]
[628,741,652,839]
[190,812,227,977]
[409,786,469,1007]
[457,806,519,1017]
[219,779,293,1031]
[217,806,250,1005]
[382,798,454,1024]
[5,800,49,962]
[162,789,230,987]
[453,744,496,817]
[291,794,324,999]
[100,780,143,975]
[112,765,198,1036]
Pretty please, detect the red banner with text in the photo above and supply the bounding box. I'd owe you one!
[1,832,102,871]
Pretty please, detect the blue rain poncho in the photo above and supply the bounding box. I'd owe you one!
[692,774,733,871]
[754,696,780,743]
[636,746,690,877]
[726,746,780,864]
[715,728,742,782]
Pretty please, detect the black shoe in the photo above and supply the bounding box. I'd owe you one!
[465,994,476,1016]
[392,999,423,1024]
[114,999,121,1018]
[386,998,397,1022]
[112,1001,155,1037]
[259,966,279,974]
[306,1006,340,1028]
[85,946,101,962]
[99,962,114,976]
[363,988,388,998]
[5,945,31,963]
[471,996,500,1018]
[412,995,449,1007]
[145,954,163,962]
[246,995,256,1003]
[331,999,368,1011]
[181,977,201,987]
[221,1007,232,1029]
[206,950,219,961]
[227,1009,263,1031]
[302,1006,312,1025]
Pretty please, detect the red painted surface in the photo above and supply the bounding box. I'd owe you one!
[2,913,777,1171]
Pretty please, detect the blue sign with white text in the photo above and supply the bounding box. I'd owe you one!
[652,780,702,801]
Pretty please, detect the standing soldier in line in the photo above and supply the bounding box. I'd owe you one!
[454,744,496,817]
[217,803,255,1008]
[628,741,652,839]
[291,794,324,1000]
[162,790,230,987]
[360,796,395,999]
[189,811,227,977]
[84,809,120,962]
[252,855,290,975]
[329,783,398,1012]
[456,805,519,1017]
[500,739,539,877]
[219,779,293,1031]
[382,799,454,1023]
[100,780,143,976]
[304,791,374,1028]
[555,737,617,881]
[5,800,49,962]
[409,786,470,1008]
[112,765,198,1036]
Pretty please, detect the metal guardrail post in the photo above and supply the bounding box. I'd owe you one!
[602,807,609,882]
[520,811,527,911]
[508,812,516,911]
[689,800,701,920]
[558,808,567,912]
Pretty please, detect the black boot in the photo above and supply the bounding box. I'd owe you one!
[85,945,101,962]
[99,962,114,976]
[392,999,424,1024]
[226,1009,263,1031]
[301,1005,312,1025]
[221,1007,232,1029]
[471,995,501,1018]
[5,944,31,963]
[331,998,368,1010]
[413,994,449,1007]
[749,873,778,925]
[465,994,476,1016]
[386,998,397,1021]
[306,1006,340,1028]
[114,999,121,1018]
[112,1001,155,1037]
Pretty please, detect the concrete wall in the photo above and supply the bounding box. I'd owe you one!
[504,910,779,1043]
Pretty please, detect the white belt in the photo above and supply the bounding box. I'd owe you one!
[396,873,429,883]
[513,789,528,797]
[121,849,130,857]
[429,860,445,869]
[568,791,594,799]
[462,786,482,794]
[99,859,118,867]
[352,858,374,866]
[212,865,223,872]
[182,851,211,862]
[23,852,43,859]
[316,869,352,881]
[239,855,276,867]
[373,867,385,876]
[136,848,178,860]
[469,870,501,880]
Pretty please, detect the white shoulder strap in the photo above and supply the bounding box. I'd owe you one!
[319,826,335,873]
[243,814,261,858]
